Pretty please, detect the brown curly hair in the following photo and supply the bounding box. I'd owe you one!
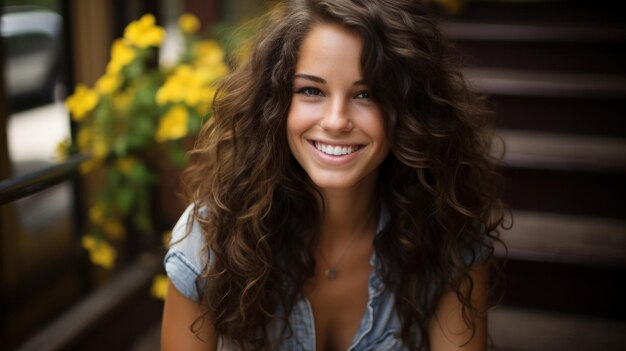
[182,0,507,349]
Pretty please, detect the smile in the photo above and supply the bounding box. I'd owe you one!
[314,141,363,156]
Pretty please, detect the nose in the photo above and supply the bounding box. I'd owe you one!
[320,97,353,133]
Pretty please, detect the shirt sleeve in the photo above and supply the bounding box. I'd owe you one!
[164,204,207,301]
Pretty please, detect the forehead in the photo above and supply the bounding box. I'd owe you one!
[295,22,364,78]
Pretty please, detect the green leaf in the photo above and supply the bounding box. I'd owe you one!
[135,117,156,137]
[133,210,152,234]
[127,162,155,185]
[113,136,129,156]
[188,110,202,134]
[125,60,144,80]
[133,183,153,234]
[168,141,187,168]
[115,186,134,214]
[107,168,123,188]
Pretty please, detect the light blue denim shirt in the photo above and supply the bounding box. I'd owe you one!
[164,205,486,350]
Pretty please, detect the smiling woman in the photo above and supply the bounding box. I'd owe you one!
[287,23,389,191]
[161,1,506,350]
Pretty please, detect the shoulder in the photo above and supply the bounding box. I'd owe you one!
[164,204,210,301]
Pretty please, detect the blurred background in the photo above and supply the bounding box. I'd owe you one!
[0,0,624,350]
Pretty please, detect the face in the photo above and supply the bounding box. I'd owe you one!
[287,23,389,191]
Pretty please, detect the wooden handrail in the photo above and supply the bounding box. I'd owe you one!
[0,154,87,205]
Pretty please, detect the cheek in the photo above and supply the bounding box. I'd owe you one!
[363,111,387,144]
[286,102,314,139]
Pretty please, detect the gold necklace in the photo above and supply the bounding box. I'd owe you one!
[318,207,376,280]
[319,233,360,279]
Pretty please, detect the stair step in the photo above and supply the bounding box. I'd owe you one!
[497,129,626,173]
[442,22,626,43]
[465,68,626,99]
[490,307,626,351]
[497,211,626,267]
[449,0,625,26]
[443,22,626,74]
[501,166,624,219]
[497,258,625,319]
[487,94,626,138]
[494,130,626,218]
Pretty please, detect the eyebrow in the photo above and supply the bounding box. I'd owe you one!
[294,73,366,86]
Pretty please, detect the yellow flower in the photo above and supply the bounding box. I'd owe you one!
[89,202,105,225]
[91,137,109,159]
[113,88,134,111]
[156,105,189,142]
[77,128,109,160]
[106,39,136,74]
[81,234,117,269]
[150,274,168,300]
[55,137,70,161]
[156,64,222,107]
[162,231,172,248]
[81,234,98,251]
[77,128,91,153]
[178,13,200,33]
[195,102,210,116]
[156,65,201,105]
[183,88,203,107]
[79,158,102,174]
[194,85,217,116]
[195,63,228,87]
[65,84,99,121]
[90,241,116,269]
[194,40,225,67]
[95,73,122,94]
[155,85,176,106]
[124,14,166,49]
[89,201,125,240]
[115,156,138,175]
[102,218,126,240]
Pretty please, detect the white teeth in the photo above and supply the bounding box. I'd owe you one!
[314,141,358,156]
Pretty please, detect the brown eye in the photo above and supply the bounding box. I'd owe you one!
[297,87,323,97]
[355,90,370,99]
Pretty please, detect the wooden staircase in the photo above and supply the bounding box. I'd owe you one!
[438,1,626,350]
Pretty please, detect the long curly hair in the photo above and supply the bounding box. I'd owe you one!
[182,0,507,349]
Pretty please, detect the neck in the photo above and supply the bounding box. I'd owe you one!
[317,172,379,245]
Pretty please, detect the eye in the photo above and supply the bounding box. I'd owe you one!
[355,90,370,99]
[296,87,323,97]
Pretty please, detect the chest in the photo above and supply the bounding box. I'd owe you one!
[304,256,372,351]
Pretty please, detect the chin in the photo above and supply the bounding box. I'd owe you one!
[307,168,377,192]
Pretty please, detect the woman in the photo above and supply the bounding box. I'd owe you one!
[161,0,506,350]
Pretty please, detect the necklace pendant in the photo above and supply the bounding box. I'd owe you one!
[324,267,338,280]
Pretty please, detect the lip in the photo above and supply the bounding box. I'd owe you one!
[306,139,365,166]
